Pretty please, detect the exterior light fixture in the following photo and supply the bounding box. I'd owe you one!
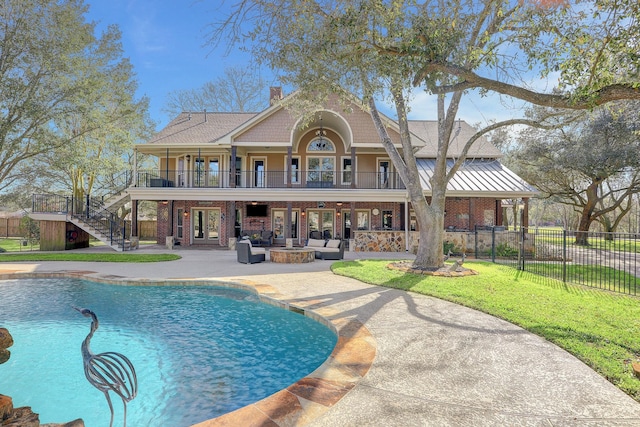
[315,117,328,149]
[251,201,258,205]
[336,201,343,206]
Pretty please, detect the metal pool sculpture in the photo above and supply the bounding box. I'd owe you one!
[74,307,138,427]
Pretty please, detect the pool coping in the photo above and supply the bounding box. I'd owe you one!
[0,270,375,427]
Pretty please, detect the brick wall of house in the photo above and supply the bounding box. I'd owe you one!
[155,198,500,247]
[444,197,499,230]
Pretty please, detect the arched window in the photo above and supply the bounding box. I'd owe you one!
[308,138,334,152]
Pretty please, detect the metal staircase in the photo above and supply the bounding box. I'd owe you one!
[32,172,135,252]
[69,195,132,252]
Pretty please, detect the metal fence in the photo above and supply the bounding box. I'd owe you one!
[474,227,640,296]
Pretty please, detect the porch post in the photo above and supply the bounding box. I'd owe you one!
[230,200,236,241]
[169,201,174,236]
[131,199,138,236]
[188,155,192,187]
[350,202,356,249]
[287,146,292,188]
[495,200,503,227]
[230,146,237,188]
[165,148,169,183]
[522,197,530,229]
[132,149,137,186]
[350,147,356,189]
[405,198,410,252]
[286,201,292,239]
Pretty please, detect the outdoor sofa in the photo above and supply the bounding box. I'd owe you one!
[236,239,266,264]
[303,238,345,260]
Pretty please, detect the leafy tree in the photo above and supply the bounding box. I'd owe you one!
[19,214,40,245]
[1,0,154,215]
[210,0,640,268]
[509,105,640,244]
[163,66,268,116]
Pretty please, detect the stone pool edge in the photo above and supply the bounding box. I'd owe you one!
[0,270,376,427]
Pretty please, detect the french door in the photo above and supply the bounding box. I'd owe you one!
[193,209,221,244]
[307,210,335,239]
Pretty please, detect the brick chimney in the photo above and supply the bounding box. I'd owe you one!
[269,86,283,105]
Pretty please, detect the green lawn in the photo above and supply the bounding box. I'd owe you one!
[0,238,158,255]
[533,231,640,254]
[0,238,39,252]
[331,259,640,402]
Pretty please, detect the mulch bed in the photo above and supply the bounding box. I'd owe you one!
[387,261,478,277]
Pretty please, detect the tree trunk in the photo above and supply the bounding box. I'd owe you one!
[574,179,600,245]
[415,191,445,269]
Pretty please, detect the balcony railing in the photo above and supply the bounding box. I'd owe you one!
[136,169,406,190]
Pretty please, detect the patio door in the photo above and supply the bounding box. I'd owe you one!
[253,158,266,188]
[378,159,391,189]
[307,210,335,239]
[193,208,221,244]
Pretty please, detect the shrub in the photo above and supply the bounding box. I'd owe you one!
[495,242,518,258]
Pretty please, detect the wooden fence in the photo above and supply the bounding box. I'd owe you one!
[0,218,23,238]
[136,220,157,239]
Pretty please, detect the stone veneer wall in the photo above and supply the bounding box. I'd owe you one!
[353,230,532,254]
[354,231,406,252]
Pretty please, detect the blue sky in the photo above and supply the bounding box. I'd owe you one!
[86,0,268,129]
[85,0,538,132]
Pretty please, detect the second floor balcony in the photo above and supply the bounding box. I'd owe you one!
[137,169,406,190]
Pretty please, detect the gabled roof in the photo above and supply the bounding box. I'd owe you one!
[142,92,502,160]
[146,112,257,145]
[417,159,537,197]
[409,120,503,159]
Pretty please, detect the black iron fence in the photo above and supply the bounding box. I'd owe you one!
[136,169,406,190]
[472,227,640,296]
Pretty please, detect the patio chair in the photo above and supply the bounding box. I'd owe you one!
[259,230,273,247]
[309,230,322,240]
[236,240,266,264]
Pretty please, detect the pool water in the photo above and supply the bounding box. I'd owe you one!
[0,278,337,426]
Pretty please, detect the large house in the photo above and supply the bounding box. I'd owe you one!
[129,87,535,251]
[32,87,536,252]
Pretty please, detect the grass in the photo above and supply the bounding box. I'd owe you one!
[331,259,640,402]
[0,238,159,256]
[533,232,640,254]
[0,238,39,252]
[524,263,640,294]
[0,253,181,262]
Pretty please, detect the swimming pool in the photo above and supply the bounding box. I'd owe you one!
[0,278,337,426]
